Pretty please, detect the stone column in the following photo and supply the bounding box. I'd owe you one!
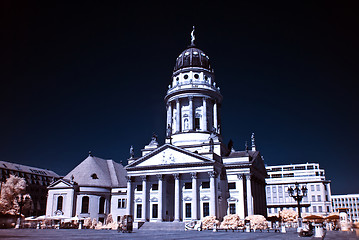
[176,99,180,133]
[188,96,193,131]
[246,174,253,216]
[213,100,217,132]
[173,173,180,222]
[209,171,217,216]
[202,97,207,131]
[141,175,147,221]
[167,102,172,128]
[126,176,132,215]
[157,174,163,221]
[191,172,198,220]
[237,174,245,219]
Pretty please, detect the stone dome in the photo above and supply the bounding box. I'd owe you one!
[173,45,213,73]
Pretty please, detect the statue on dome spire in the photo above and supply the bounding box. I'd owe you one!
[251,132,256,151]
[191,26,195,46]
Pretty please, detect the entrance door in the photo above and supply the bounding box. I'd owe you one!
[137,204,142,219]
[152,204,158,219]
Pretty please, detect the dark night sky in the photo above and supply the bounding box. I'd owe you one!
[1,1,358,194]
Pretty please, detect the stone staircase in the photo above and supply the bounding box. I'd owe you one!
[137,221,185,230]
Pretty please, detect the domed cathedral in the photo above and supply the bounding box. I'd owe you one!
[125,27,267,223]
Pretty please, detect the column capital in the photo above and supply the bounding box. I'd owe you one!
[237,174,244,180]
[156,174,163,180]
[175,98,180,103]
[126,176,132,182]
[188,96,194,101]
[173,173,180,180]
[141,175,147,181]
[245,174,252,180]
[208,171,217,178]
[190,172,197,179]
[203,96,210,101]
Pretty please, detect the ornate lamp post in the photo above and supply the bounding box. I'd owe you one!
[288,183,307,231]
[15,194,29,229]
[288,183,307,219]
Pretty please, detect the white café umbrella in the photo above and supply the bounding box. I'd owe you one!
[35,215,48,220]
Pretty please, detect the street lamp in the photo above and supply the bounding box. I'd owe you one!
[15,194,29,229]
[288,183,307,219]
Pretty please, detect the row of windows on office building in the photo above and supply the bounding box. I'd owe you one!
[266,184,329,204]
[268,205,330,214]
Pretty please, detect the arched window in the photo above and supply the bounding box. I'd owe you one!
[99,197,105,214]
[57,196,63,211]
[81,196,89,213]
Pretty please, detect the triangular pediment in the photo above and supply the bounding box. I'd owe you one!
[48,179,75,189]
[126,144,214,169]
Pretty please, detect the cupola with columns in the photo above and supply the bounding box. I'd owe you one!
[164,27,223,154]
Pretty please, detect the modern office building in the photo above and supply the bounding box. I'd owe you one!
[331,194,359,221]
[266,163,332,216]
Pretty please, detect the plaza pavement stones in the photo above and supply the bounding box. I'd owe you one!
[0,228,358,240]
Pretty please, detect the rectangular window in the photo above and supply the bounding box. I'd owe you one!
[266,187,270,193]
[273,186,277,193]
[312,195,316,202]
[136,204,142,219]
[185,203,191,218]
[202,181,210,189]
[118,199,126,209]
[318,206,322,212]
[278,186,283,193]
[268,208,272,214]
[311,185,315,191]
[152,184,158,191]
[185,182,192,189]
[137,184,143,191]
[307,165,314,170]
[317,195,321,202]
[228,182,236,190]
[316,185,320,191]
[203,202,210,217]
[152,204,158,218]
[229,203,236,214]
[313,206,317,213]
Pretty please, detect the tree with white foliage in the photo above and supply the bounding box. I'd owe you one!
[0,175,31,215]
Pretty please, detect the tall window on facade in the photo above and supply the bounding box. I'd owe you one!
[57,196,63,211]
[99,197,105,214]
[185,203,191,218]
[137,204,142,219]
[229,203,236,214]
[152,204,158,218]
[81,196,89,213]
[195,117,200,130]
[203,202,210,217]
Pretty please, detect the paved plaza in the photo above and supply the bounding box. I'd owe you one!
[0,229,358,240]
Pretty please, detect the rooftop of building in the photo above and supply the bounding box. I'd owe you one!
[64,154,127,188]
[0,160,59,177]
